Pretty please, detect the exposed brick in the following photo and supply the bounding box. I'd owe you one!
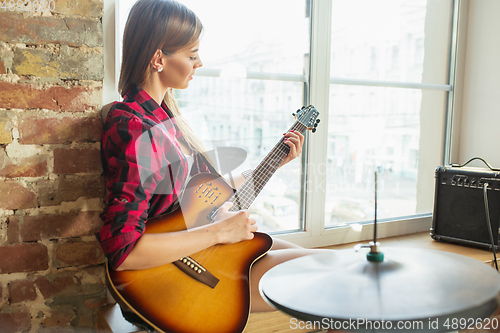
[8,279,37,303]
[0,180,37,210]
[83,296,107,310]
[0,151,48,178]
[0,116,12,144]
[45,288,106,329]
[41,306,75,329]
[0,0,105,330]
[76,313,95,328]
[53,0,103,18]
[53,148,101,174]
[18,116,101,144]
[78,265,106,286]
[35,273,76,300]
[34,268,105,301]
[49,85,102,112]
[0,12,102,47]
[6,216,19,243]
[0,81,102,111]
[0,243,48,274]
[8,211,102,242]
[54,240,104,268]
[12,45,103,80]
[0,306,31,333]
[38,174,104,206]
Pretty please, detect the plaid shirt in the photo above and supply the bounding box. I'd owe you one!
[98,86,211,269]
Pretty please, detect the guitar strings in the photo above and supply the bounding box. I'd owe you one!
[192,144,288,266]
[192,246,210,263]
[189,121,307,267]
[230,129,292,207]
[195,244,217,265]
[225,125,301,211]
[228,122,306,210]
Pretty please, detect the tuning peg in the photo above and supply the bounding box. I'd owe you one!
[314,123,318,128]
[316,119,320,123]
[292,113,296,117]
[312,128,317,133]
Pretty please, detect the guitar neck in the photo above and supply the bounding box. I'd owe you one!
[229,121,307,211]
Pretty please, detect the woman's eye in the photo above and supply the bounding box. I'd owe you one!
[190,56,197,60]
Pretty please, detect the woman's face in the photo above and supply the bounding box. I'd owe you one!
[161,41,203,89]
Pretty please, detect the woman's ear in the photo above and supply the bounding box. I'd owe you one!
[150,49,164,72]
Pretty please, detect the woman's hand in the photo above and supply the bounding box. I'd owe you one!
[212,202,258,244]
[280,130,304,168]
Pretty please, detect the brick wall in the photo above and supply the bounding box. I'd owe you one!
[0,1,106,332]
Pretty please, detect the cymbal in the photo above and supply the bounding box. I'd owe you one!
[259,248,500,332]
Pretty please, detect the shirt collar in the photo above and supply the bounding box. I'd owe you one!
[124,85,174,120]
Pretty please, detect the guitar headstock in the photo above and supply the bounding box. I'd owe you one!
[293,105,320,133]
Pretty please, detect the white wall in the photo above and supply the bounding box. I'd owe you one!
[103,0,119,105]
[455,0,500,167]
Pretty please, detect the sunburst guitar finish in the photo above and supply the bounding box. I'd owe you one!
[107,173,273,333]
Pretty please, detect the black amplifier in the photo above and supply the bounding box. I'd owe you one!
[431,161,500,251]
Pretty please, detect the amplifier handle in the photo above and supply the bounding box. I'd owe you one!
[451,157,500,171]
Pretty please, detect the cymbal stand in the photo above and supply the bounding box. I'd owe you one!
[354,171,384,262]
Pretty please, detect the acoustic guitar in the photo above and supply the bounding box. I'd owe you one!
[106,105,320,333]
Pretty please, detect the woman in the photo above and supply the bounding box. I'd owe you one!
[98,0,318,321]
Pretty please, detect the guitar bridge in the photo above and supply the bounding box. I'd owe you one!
[173,256,219,289]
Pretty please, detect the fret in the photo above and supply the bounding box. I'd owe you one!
[227,106,319,212]
[229,136,299,210]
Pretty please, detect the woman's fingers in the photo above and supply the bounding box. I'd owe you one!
[281,130,304,166]
[213,202,258,244]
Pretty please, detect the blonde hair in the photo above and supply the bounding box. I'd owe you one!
[164,88,208,156]
[119,0,207,156]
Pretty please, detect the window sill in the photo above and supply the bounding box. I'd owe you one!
[322,231,497,265]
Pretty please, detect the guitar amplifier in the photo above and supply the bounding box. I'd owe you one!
[431,162,500,251]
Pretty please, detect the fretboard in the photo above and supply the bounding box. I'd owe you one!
[228,121,307,211]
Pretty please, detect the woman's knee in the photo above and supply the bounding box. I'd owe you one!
[270,237,303,251]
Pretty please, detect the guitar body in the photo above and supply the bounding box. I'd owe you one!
[107,173,274,333]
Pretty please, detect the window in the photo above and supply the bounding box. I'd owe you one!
[111,0,310,232]
[324,0,452,231]
[106,0,457,247]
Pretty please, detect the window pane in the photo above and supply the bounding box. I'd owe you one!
[179,0,310,74]
[325,0,452,228]
[175,0,309,233]
[116,1,309,233]
[331,0,452,84]
[325,86,447,227]
[178,78,305,232]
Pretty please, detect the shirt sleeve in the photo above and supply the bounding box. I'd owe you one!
[98,115,170,269]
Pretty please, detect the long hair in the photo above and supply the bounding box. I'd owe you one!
[119,0,208,157]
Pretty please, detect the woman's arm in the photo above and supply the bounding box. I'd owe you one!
[115,202,257,271]
[115,129,305,271]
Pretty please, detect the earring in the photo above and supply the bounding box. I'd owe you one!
[158,67,163,73]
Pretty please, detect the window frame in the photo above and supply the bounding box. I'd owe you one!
[103,0,460,248]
